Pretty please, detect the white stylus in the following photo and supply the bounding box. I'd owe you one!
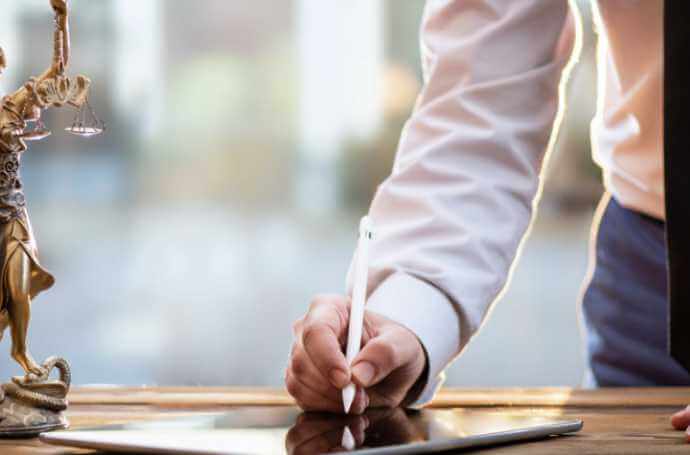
[342,216,374,414]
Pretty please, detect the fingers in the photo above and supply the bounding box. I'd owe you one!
[351,326,420,389]
[289,340,342,403]
[671,405,690,430]
[285,368,368,414]
[670,406,690,442]
[301,296,351,388]
[285,369,342,413]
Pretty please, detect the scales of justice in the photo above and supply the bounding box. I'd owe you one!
[0,0,103,436]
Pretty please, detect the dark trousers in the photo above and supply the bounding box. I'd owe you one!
[582,194,690,386]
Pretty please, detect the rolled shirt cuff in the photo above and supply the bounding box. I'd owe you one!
[365,272,461,408]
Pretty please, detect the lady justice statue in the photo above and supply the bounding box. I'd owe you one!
[0,0,102,436]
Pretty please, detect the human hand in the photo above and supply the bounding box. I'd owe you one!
[286,294,427,414]
[671,405,690,441]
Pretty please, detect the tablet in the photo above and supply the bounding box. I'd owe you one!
[40,406,582,454]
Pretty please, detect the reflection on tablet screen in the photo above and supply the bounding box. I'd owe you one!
[42,406,581,454]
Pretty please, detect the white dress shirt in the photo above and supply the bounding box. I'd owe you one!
[349,0,663,406]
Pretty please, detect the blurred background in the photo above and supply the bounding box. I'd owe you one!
[0,0,602,387]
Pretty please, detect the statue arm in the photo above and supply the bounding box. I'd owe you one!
[0,47,6,98]
[32,0,70,82]
[50,0,70,73]
[2,1,71,106]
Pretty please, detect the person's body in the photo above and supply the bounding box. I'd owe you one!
[0,0,88,377]
[286,0,690,437]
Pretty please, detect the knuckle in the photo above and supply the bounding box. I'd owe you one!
[376,341,397,363]
[376,340,399,367]
[290,352,307,377]
[305,296,349,336]
[308,295,327,312]
[292,318,304,336]
[301,322,326,347]
[310,294,347,312]
[285,375,302,398]
[325,293,349,307]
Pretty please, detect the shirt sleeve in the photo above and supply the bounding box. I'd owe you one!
[347,0,580,407]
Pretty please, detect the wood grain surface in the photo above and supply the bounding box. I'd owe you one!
[1,387,688,454]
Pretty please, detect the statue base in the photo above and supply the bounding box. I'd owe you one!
[0,357,70,438]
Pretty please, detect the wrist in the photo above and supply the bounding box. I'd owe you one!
[365,272,461,407]
[402,341,430,407]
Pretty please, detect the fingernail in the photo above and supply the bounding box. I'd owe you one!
[352,362,376,387]
[330,369,349,388]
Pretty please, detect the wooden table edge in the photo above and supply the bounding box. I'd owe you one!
[64,386,690,408]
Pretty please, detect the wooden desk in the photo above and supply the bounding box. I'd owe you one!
[1,387,688,454]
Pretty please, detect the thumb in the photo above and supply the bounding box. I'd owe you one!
[350,327,419,388]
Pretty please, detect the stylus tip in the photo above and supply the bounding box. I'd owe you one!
[341,426,355,450]
[342,383,355,414]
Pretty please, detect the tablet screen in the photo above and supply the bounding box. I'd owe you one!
[42,406,582,454]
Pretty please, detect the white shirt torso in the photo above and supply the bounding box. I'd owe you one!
[593,0,662,219]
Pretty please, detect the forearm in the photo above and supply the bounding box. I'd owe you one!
[52,12,70,70]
